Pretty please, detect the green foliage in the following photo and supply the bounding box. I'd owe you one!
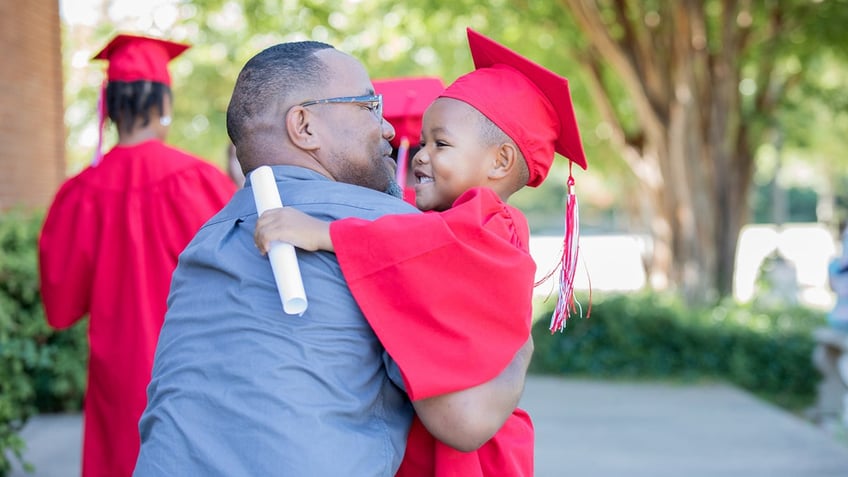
[531,292,825,410]
[58,1,848,300]
[62,0,623,209]
[0,210,88,476]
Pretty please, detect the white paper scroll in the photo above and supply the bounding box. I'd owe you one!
[250,166,308,315]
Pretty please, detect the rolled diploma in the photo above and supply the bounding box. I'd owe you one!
[250,165,308,315]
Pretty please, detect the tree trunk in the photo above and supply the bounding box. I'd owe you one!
[562,0,763,304]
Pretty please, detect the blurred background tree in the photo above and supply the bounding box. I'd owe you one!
[60,0,848,305]
[559,0,848,305]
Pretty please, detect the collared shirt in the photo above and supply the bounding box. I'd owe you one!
[135,166,417,477]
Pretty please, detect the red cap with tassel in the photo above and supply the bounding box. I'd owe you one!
[90,33,190,165]
[441,28,589,332]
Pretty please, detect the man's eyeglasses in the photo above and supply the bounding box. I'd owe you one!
[299,94,383,120]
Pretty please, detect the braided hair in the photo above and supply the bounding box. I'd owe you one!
[105,80,171,134]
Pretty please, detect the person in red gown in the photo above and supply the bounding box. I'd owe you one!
[254,28,588,476]
[38,33,236,477]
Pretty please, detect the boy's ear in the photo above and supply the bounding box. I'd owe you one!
[285,106,320,151]
[488,142,519,180]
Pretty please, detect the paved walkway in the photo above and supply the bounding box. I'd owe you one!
[9,376,848,476]
[523,377,848,476]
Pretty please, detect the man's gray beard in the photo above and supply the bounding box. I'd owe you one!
[384,180,403,199]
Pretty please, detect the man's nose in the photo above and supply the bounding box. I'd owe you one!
[382,118,396,142]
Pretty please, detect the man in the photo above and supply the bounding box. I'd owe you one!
[253,28,591,476]
[38,33,236,477]
[134,40,531,476]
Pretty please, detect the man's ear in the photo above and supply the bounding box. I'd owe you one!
[285,106,320,151]
[488,143,519,180]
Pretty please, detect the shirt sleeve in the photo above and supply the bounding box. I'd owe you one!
[331,187,535,400]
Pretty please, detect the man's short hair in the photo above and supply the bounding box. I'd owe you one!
[226,41,334,146]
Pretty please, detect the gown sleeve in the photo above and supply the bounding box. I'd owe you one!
[331,187,535,400]
[38,179,99,329]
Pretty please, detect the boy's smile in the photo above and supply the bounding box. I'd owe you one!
[412,98,497,212]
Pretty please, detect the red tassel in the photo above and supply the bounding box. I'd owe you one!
[549,171,581,333]
[396,136,410,193]
[92,80,108,166]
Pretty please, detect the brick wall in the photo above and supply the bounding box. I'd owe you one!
[0,0,65,211]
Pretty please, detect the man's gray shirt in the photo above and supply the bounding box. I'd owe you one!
[134,166,418,476]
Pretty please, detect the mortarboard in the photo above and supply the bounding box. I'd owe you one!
[441,28,589,333]
[439,28,587,187]
[93,34,189,86]
[90,34,190,166]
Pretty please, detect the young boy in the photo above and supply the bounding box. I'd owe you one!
[254,28,587,476]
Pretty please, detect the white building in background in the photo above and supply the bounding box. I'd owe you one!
[734,223,835,309]
[530,234,648,297]
[530,223,837,310]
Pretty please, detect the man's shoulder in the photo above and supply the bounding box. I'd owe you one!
[271,167,418,220]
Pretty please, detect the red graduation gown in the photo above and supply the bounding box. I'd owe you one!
[38,139,236,477]
[402,186,417,206]
[331,187,535,476]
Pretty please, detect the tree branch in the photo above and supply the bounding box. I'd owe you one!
[562,0,666,143]
[578,48,661,188]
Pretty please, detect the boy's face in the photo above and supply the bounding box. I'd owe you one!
[412,98,498,211]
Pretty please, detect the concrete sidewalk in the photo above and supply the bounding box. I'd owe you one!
[9,376,848,476]
[523,377,848,476]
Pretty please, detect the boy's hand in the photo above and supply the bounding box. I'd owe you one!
[254,207,333,253]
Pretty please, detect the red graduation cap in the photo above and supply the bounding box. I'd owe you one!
[441,28,589,333]
[93,33,190,86]
[90,34,189,166]
[440,28,587,187]
[373,77,445,149]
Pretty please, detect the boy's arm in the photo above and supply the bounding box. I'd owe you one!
[410,336,533,452]
[255,207,334,253]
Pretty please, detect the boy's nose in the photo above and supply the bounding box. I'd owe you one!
[412,149,427,164]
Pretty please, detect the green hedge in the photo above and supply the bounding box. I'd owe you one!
[531,292,825,410]
[0,210,88,476]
